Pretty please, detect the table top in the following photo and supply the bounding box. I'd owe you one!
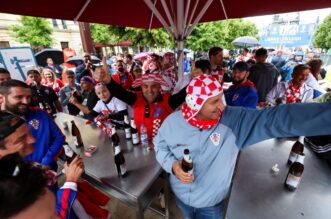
[227,138,331,219]
[54,113,162,200]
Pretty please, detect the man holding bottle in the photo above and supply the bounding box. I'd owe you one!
[154,74,331,219]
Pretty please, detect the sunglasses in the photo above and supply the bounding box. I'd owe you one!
[144,104,150,118]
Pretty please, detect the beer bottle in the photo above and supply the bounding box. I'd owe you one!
[112,126,127,177]
[182,149,193,174]
[111,125,120,145]
[72,89,83,103]
[287,136,304,165]
[71,121,84,148]
[140,123,148,147]
[63,142,77,164]
[130,119,139,145]
[124,115,131,140]
[284,153,305,191]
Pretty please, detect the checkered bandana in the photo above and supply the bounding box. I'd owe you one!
[132,73,169,88]
[285,80,302,103]
[182,74,223,129]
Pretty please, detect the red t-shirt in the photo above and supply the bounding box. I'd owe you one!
[111,72,134,90]
[211,69,224,86]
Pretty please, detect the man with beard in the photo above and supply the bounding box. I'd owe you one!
[225,62,258,108]
[97,59,187,144]
[111,60,134,90]
[0,79,64,171]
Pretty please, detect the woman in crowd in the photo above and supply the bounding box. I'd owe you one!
[42,68,64,96]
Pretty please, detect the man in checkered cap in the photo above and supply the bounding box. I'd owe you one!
[154,74,331,218]
[101,58,187,144]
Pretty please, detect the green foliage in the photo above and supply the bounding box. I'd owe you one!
[186,19,259,51]
[123,28,173,48]
[90,24,125,44]
[90,23,173,48]
[314,14,331,49]
[10,16,53,50]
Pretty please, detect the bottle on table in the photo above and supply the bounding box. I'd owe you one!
[111,125,120,145]
[124,115,131,140]
[71,121,84,148]
[63,142,77,164]
[287,136,304,165]
[112,126,127,177]
[284,153,305,191]
[182,149,193,174]
[140,123,148,148]
[130,119,139,145]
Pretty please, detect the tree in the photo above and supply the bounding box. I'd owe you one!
[314,14,331,50]
[186,19,259,51]
[90,24,125,44]
[123,28,174,48]
[10,16,53,50]
[90,23,173,48]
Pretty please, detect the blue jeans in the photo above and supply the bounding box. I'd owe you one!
[175,196,225,219]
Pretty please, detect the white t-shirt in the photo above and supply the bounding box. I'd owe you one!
[93,97,127,115]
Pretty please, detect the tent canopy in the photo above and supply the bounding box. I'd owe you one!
[1,0,330,30]
[2,0,330,77]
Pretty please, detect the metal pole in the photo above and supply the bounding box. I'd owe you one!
[185,0,214,37]
[220,0,229,19]
[161,0,177,38]
[176,0,184,81]
[74,0,91,21]
[184,0,191,28]
[185,0,199,36]
[177,40,184,82]
[148,0,158,31]
[78,22,94,54]
[144,0,174,36]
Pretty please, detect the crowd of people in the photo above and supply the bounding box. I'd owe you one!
[0,45,331,219]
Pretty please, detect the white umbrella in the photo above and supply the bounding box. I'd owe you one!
[232,36,260,47]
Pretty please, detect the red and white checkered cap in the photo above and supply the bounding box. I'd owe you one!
[185,74,223,116]
[132,73,169,88]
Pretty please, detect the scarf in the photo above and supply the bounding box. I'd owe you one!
[285,80,301,103]
[181,103,221,129]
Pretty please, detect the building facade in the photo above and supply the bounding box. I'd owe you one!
[0,13,83,53]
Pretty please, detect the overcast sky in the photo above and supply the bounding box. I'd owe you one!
[244,7,331,28]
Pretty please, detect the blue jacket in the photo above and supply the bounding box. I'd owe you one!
[24,109,64,167]
[225,81,258,108]
[154,102,331,208]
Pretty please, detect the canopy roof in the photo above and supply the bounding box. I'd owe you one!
[1,0,330,29]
